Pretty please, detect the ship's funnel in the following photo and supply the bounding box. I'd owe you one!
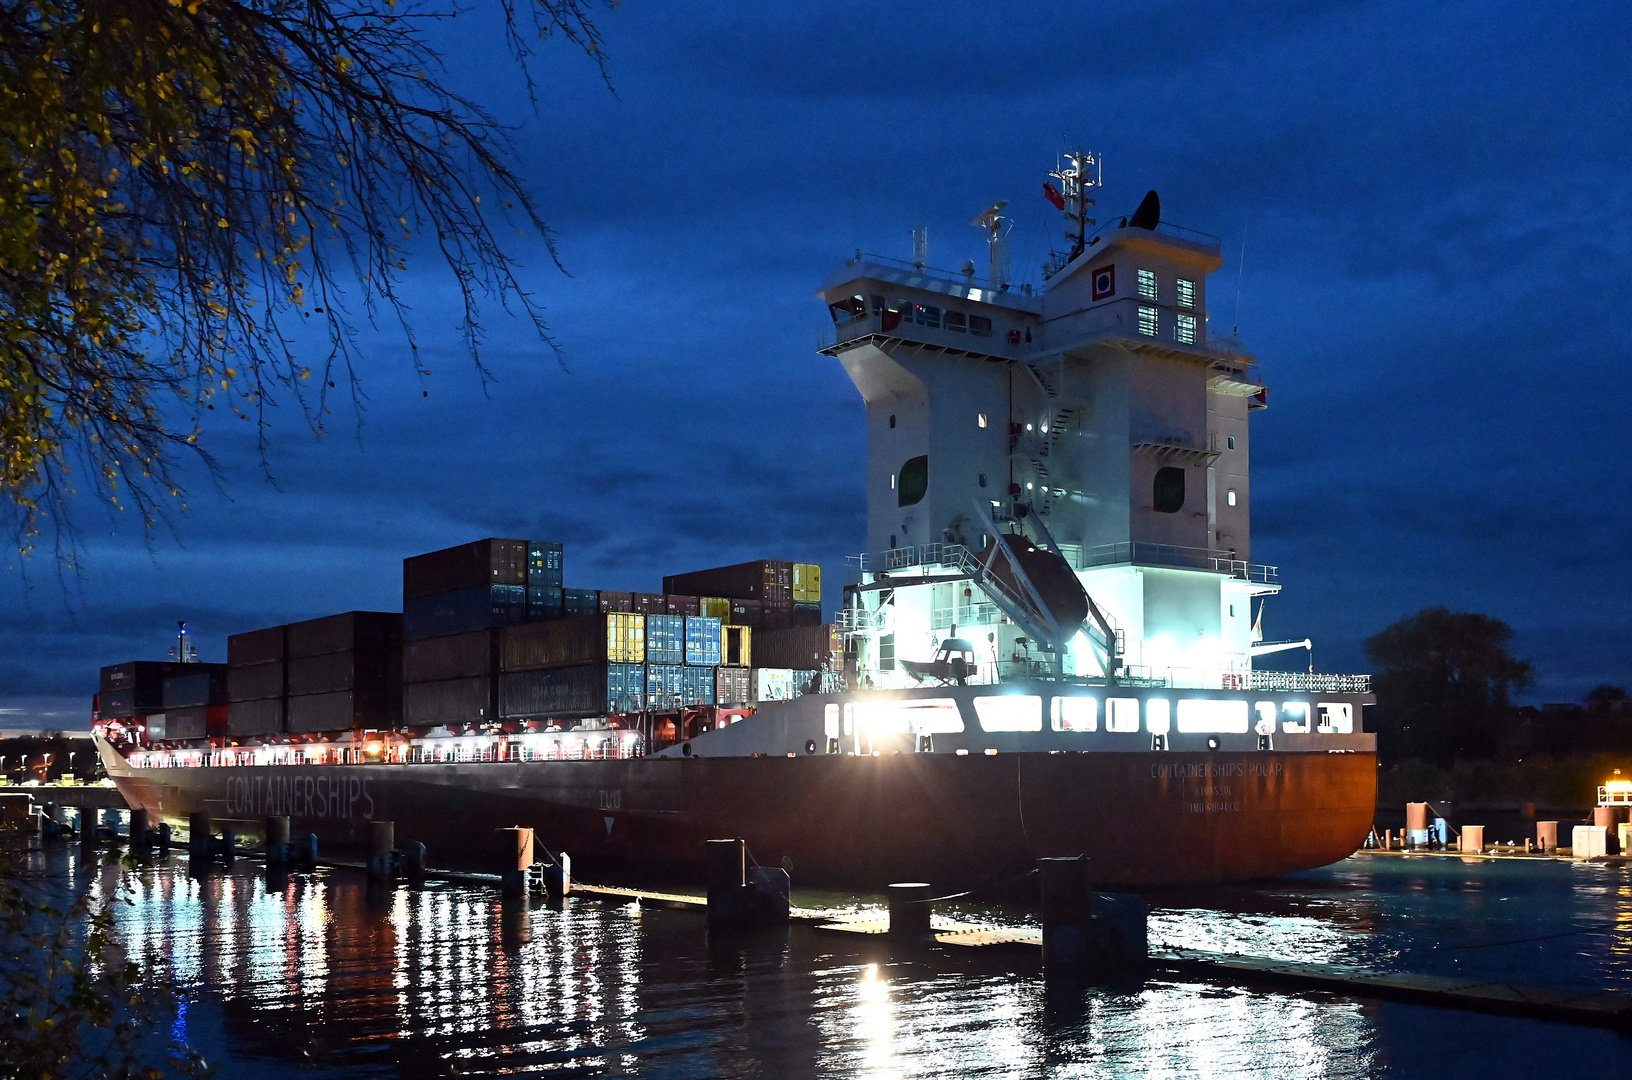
[1128,189,1160,231]
[976,535,1089,645]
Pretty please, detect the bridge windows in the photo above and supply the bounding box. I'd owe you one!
[1281,702,1310,733]
[1176,277,1197,308]
[944,310,967,333]
[1145,698,1172,735]
[974,695,1042,732]
[913,303,940,328]
[1137,268,1158,300]
[1176,312,1197,344]
[1176,699,1250,733]
[969,314,993,336]
[1051,695,1098,731]
[828,294,867,326]
[1317,703,1354,734]
[898,455,928,507]
[1153,467,1185,513]
[1137,305,1159,336]
[1106,697,1140,732]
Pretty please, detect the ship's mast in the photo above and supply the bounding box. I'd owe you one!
[971,201,1011,289]
[1050,148,1102,265]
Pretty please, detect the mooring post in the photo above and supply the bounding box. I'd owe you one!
[265,816,291,865]
[188,812,212,857]
[497,827,534,896]
[368,821,396,881]
[703,839,747,928]
[1460,825,1485,854]
[1405,803,1429,849]
[888,882,934,937]
[1039,857,1093,976]
[543,851,571,903]
[218,827,236,863]
[1536,821,1558,854]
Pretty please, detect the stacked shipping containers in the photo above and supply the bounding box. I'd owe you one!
[99,661,191,741]
[154,664,228,740]
[285,612,402,733]
[227,626,286,736]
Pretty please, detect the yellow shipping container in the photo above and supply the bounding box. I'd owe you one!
[606,612,646,664]
[722,624,752,668]
[792,563,822,604]
[699,596,732,620]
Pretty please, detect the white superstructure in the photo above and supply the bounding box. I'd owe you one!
[821,154,1290,692]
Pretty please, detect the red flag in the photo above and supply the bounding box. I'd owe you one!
[1042,182,1065,211]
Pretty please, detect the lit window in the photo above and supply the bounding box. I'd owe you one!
[1137,305,1158,336]
[878,634,895,671]
[974,695,1042,732]
[1281,702,1310,733]
[1227,436,1236,450]
[1051,696,1098,731]
[914,304,940,328]
[1254,702,1276,735]
[1176,278,1196,308]
[1106,697,1140,732]
[1153,467,1185,513]
[1317,702,1354,734]
[1137,268,1157,300]
[977,413,988,428]
[1175,312,1197,344]
[1176,699,1249,733]
[856,698,964,734]
[1227,489,1237,507]
[1145,698,1171,734]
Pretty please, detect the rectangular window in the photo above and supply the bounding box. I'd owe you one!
[1281,702,1310,733]
[914,304,940,328]
[1227,436,1236,450]
[1145,698,1171,734]
[1176,278,1196,308]
[1137,305,1158,337]
[855,698,964,735]
[1317,702,1354,734]
[969,314,993,336]
[1254,702,1277,735]
[944,310,967,333]
[1175,312,1197,344]
[1227,489,1237,507]
[878,633,895,671]
[974,695,1042,732]
[1051,696,1098,731]
[1106,697,1140,732]
[1176,699,1249,733]
[1137,268,1157,300]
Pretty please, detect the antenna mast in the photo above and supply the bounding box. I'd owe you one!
[971,200,1012,289]
[1050,148,1102,264]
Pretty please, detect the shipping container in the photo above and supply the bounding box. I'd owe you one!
[404,676,495,727]
[286,611,402,659]
[227,697,284,737]
[750,623,841,671]
[793,562,822,604]
[499,663,644,719]
[597,590,633,614]
[228,625,286,667]
[404,584,524,641]
[162,666,229,709]
[682,665,716,706]
[699,596,732,621]
[287,688,398,734]
[632,592,666,616]
[500,613,645,671]
[527,541,565,588]
[645,614,686,665]
[729,598,762,627]
[752,668,798,702]
[663,560,794,605]
[228,661,284,702]
[793,602,822,626]
[760,601,794,629]
[563,588,600,615]
[100,660,191,696]
[98,689,140,719]
[404,630,496,684]
[526,586,564,621]
[665,594,700,617]
[287,649,402,696]
[684,616,723,666]
[403,537,528,601]
[715,666,750,705]
[723,625,752,668]
[644,664,685,709]
[147,704,222,742]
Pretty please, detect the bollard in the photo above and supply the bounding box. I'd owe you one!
[369,821,396,881]
[1537,821,1558,853]
[704,839,748,928]
[497,827,533,896]
[1038,857,1093,976]
[1460,825,1484,854]
[130,808,150,842]
[188,812,212,857]
[887,883,934,937]
[541,851,571,902]
[1405,803,1430,848]
[266,816,291,865]
[1594,807,1620,854]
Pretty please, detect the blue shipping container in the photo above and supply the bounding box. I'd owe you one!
[682,665,716,706]
[526,586,564,621]
[405,585,525,641]
[644,664,685,708]
[563,588,599,616]
[528,541,565,588]
[609,663,645,713]
[646,614,686,664]
[684,616,723,666]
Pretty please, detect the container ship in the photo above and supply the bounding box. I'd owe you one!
[92,152,1377,889]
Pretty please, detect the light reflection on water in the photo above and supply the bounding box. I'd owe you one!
[53,851,1632,1076]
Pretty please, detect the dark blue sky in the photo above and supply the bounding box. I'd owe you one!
[6,0,1630,730]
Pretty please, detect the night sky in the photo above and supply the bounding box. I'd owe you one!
[5,1,1630,732]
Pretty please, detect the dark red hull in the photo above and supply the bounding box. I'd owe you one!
[102,747,1376,889]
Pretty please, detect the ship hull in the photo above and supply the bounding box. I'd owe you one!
[101,748,1376,889]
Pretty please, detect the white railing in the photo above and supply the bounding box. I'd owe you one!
[1249,671,1371,694]
[1077,542,1278,584]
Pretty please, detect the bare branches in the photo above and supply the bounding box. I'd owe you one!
[0,0,614,558]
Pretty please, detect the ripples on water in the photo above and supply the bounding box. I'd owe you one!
[31,848,1632,1077]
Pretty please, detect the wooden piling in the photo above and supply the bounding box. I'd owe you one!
[368,821,395,880]
[703,839,747,928]
[496,827,533,896]
[888,883,933,937]
[1405,802,1429,847]
[1038,857,1092,975]
[266,816,290,864]
[187,812,212,856]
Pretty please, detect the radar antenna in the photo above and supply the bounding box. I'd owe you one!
[971,201,1012,289]
[1047,147,1102,273]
